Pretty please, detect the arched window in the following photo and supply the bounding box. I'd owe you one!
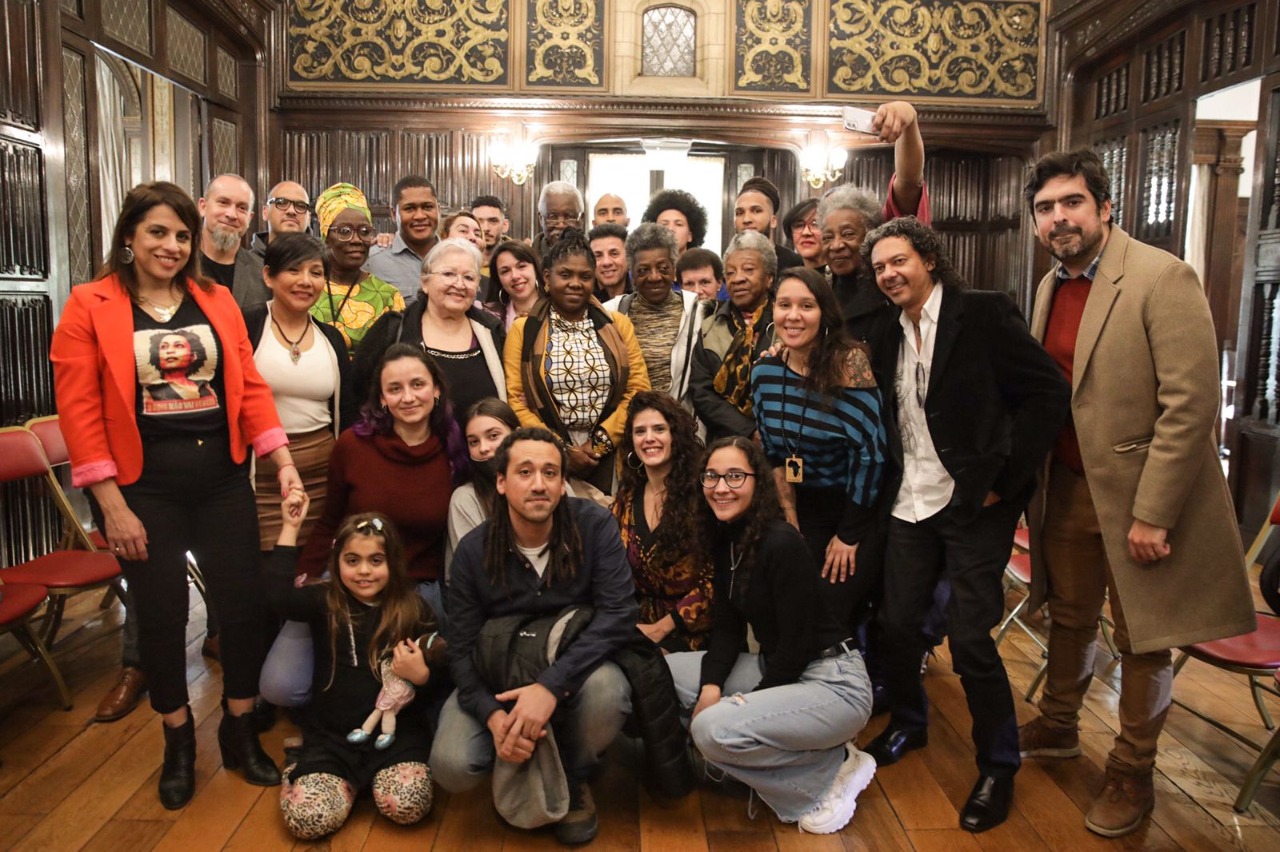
[642,5,696,77]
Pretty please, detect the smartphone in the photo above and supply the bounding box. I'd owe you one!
[842,106,878,135]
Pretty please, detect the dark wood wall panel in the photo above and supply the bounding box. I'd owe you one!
[0,293,54,425]
[0,139,48,279]
[1,0,40,130]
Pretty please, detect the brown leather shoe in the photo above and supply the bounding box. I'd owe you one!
[1019,716,1082,758]
[96,667,147,722]
[1085,767,1154,837]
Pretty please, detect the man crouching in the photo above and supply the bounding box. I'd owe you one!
[431,427,637,845]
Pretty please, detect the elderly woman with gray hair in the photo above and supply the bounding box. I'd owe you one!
[354,237,506,417]
[688,230,778,440]
[603,222,702,400]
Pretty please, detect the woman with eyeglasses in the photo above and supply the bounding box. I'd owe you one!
[353,238,506,420]
[751,267,887,633]
[309,183,405,355]
[665,437,875,834]
[782,199,826,272]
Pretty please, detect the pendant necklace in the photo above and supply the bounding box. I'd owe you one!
[271,309,308,364]
[728,540,745,598]
[781,354,810,484]
[139,293,181,322]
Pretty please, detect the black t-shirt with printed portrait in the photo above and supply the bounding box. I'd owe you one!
[132,298,226,438]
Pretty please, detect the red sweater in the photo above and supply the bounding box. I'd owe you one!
[299,429,454,581]
[1043,277,1089,474]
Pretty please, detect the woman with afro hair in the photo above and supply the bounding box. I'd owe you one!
[642,188,708,256]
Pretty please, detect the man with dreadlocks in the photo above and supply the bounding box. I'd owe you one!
[431,427,637,845]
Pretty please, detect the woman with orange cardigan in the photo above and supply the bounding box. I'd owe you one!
[503,228,649,494]
[50,182,302,810]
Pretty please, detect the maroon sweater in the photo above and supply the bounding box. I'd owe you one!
[298,429,454,581]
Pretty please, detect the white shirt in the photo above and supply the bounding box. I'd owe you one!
[516,543,551,578]
[892,283,955,522]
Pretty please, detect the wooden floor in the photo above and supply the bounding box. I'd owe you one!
[2,579,1280,851]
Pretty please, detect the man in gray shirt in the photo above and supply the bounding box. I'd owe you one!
[365,175,440,301]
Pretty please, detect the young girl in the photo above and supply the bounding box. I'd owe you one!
[666,437,875,834]
[269,492,444,839]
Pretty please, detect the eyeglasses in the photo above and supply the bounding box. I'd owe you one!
[268,197,312,214]
[915,361,927,408]
[354,517,385,533]
[428,269,480,286]
[700,471,756,489]
[791,219,819,234]
[543,212,581,224]
[329,224,378,243]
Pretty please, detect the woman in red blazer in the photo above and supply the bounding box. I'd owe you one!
[50,181,302,809]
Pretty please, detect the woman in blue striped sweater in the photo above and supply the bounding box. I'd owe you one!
[750,267,888,634]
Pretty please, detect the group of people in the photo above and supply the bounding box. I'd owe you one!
[47,91,1254,844]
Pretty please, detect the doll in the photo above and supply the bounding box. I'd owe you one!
[348,633,447,750]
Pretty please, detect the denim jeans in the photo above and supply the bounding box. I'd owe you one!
[666,649,873,822]
[259,579,448,707]
[430,661,632,792]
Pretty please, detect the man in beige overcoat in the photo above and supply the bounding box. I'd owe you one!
[1017,149,1255,838]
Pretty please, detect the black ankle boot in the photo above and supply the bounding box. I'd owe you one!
[218,703,282,786]
[159,712,196,809]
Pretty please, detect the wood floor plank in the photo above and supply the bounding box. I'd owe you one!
[638,783,707,852]
[151,769,269,852]
[223,778,295,850]
[0,814,40,849]
[12,716,165,851]
[868,750,957,831]
[0,720,82,799]
[706,828,776,852]
[430,781,507,850]
[837,793,913,851]
[82,818,172,852]
[905,828,985,851]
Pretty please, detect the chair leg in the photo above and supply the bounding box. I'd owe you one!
[14,625,73,710]
[1249,676,1276,731]
[1099,614,1121,660]
[98,580,122,610]
[38,595,68,647]
[1025,657,1048,703]
[995,596,1029,648]
[1172,651,1190,675]
[1235,726,1280,812]
[186,553,207,599]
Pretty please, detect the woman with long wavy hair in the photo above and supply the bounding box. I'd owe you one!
[612,391,712,651]
[665,437,875,834]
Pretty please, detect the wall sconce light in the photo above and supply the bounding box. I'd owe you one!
[800,144,847,189]
[490,139,539,186]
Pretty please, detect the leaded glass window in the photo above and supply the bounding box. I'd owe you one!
[642,6,696,77]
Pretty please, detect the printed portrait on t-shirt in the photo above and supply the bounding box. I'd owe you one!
[134,325,219,414]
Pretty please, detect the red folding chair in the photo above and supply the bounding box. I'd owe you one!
[0,426,121,646]
[26,415,111,551]
[0,583,72,709]
[1236,671,1280,812]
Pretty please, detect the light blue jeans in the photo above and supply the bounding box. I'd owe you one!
[430,661,632,792]
[666,649,873,822]
[259,579,447,707]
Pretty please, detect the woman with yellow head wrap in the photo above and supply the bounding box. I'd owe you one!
[309,182,405,354]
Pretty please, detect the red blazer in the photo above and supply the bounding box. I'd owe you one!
[50,274,287,487]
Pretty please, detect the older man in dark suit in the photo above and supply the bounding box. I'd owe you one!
[861,217,1070,833]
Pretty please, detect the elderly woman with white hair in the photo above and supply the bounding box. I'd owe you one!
[354,237,506,417]
[688,230,778,441]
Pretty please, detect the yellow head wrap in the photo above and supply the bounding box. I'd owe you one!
[315,183,372,239]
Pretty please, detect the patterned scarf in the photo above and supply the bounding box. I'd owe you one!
[315,182,372,239]
[713,303,766,418]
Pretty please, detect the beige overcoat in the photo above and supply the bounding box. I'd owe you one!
[1025,226,1255,654]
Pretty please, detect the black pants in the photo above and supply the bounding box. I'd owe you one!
[91,432,266,714]
[795,486,882,636]
[878,500,1022,777]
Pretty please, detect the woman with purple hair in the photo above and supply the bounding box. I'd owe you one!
[262,344,467,707]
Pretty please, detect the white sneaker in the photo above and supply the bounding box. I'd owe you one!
[798,744,877,834]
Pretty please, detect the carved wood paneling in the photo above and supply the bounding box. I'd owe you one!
[210,116,239,178]
[1,0,40,131]
[1136,120,1180,245]
[61,46,92,285]
[732,0,813,95]
[217,47,238,100]
[1201,3,1256,85]
[1092,135,1128,229]
[1141,29,1185,104]
[0,138,47,279]
[1093,63,1130,121]
[167,8,207,85]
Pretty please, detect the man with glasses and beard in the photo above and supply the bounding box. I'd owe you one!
[199,173,268,308]
[251,181,313,256]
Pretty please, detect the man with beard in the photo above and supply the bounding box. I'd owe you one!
[198,174,267,308]
[588,223,630,301]
[470,194,510,265]
[250,180,312,256]
[533,181,584,261]
[733,176,805,270]
[1017,149,1254,837]
[592,193,630,228]
[432,428,636,846]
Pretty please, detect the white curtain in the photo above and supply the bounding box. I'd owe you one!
[95,56,131,263]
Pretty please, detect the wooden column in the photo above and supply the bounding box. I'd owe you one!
[1192,120,1254,349]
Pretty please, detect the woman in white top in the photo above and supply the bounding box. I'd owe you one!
[243,233,354,550]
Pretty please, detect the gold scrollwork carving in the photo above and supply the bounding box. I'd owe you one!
[526,0,603,88]
[828,0,1040,102]
[734,0,812,93]
[288,0,509,86]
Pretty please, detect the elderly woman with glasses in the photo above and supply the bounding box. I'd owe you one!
[309,183,405,355]
[353,237,506,419]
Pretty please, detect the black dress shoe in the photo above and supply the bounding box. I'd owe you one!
[865,726,928,766]
[960,774,1014,833]
[870,683,889,717]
